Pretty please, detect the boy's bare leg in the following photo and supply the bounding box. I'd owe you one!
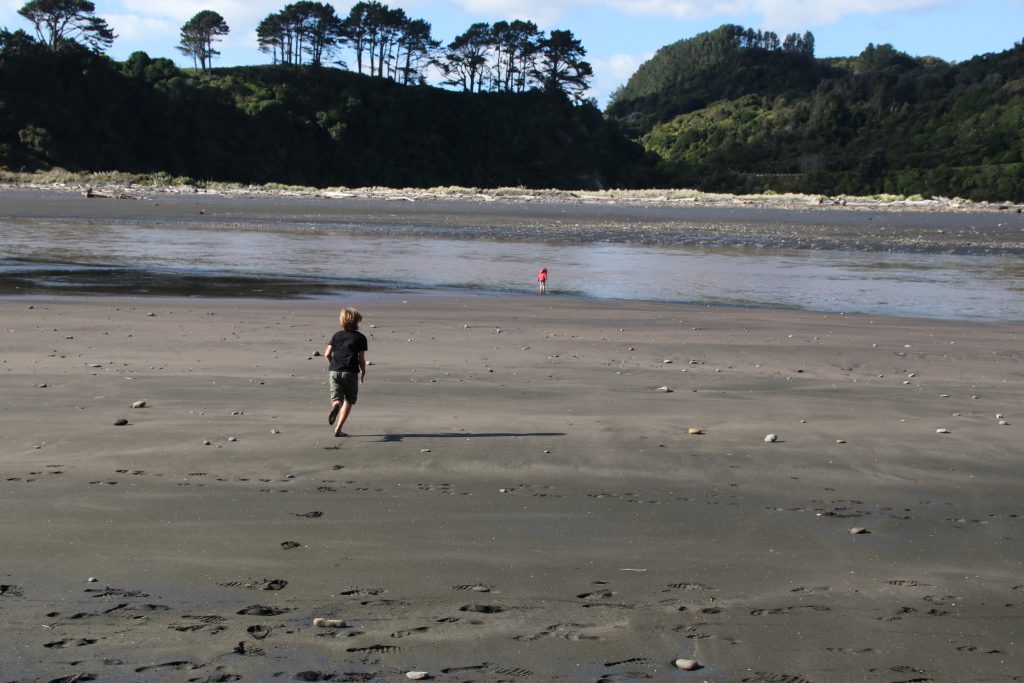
[328,400,342,425]
[334,401,353,436]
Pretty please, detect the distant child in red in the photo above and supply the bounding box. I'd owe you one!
[537,267,548,294]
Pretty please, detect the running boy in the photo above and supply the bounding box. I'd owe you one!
[325,307,368,437]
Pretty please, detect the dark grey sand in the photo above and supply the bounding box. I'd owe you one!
[1,295,1021,681]
[3,185,1024,253]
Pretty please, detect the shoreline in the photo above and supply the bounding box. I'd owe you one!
[3,182,1024,256]
[1,293,1022,681]
[6,173,1024,213]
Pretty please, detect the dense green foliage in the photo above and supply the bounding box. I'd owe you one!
[607,25,1024,201]
[0,43,649,188]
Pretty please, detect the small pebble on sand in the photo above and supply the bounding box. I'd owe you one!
[203,440,211,445]
[673,658,700,671]
[271,428,280,434]
[688,428,703,435]
[655,386,673,393]
[420,448,431,453]
[313,617,346,628]
[132,400,146,409]
[228,436,238,442]
[113,418,128,426]
[406,673,431,681]
[764,433,778,442]
[850,527,869,534]
[87,577,97,583]
[936,428,950,434]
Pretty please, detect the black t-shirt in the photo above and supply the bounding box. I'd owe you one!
[328,330,368,373]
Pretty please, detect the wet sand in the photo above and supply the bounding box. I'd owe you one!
[1,294,1022,681]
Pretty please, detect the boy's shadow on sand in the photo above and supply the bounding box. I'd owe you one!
[370,432,565,443]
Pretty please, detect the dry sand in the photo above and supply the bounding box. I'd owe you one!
[1,294,1022,682]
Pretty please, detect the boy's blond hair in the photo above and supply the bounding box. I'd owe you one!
[340,307,362,331]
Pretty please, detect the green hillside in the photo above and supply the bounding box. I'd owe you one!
[607,25,1024,201]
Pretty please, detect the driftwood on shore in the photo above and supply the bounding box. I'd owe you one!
[2,173,1020,214]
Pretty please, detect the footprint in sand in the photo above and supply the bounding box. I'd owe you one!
[246,624,271,640]
[134,661,195,672]
[390,626,429,638]
[346,644,400,654]
[0,584,24,597]
[743,673,816,683]
[237,605,291,616]
[888,579,933,587]
[604,657,655,667]
[923,594,959,605]
[888,665,926,674]
[339,587,385,596]
[453,584,493,593]
[44,638,97,648]
[85,587,149,598]
[460,604,504,614]
[750,605,830,616]
[666,582,717,591]
[515,623,601,642]
[183,614,227,624]
[219,578,288,591]
[232,641,266,656]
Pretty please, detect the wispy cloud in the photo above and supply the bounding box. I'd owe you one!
[589,51,655,105]
[437,0,957,30]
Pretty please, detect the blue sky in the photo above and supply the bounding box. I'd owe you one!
[3,0,1022,105]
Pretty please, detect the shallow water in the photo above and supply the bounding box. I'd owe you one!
[1,218,1022,323]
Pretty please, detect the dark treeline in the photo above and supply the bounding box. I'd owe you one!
[0,40,649,188]
[608,25,1024,201]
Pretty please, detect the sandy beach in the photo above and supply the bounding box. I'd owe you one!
[1,293,1021,682]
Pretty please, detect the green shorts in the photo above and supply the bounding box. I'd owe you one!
[330,371,359,404]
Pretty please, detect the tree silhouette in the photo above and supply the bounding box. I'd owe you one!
[532,29,592,101]
[17,0,114,52]
[441,22,491,92]
[178,10,229,70]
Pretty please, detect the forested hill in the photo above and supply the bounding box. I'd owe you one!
[0,45,650,189]
[607,25,1024,201]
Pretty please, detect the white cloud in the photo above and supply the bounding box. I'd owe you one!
[589,50,653,106]
[420,0,587,26]
[118,0,278,29]
[103,13,175,44]
[436,0,957,31]
[606,0,955,29]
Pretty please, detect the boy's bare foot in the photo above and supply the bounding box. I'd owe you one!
[334,431,349,437]
[328,404,340,425]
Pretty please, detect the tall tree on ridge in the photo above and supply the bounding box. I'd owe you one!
[178,10,229,70]
[441,22,491,92]
[395,17,438,84]
[17,0,114,52]
[532,29,592,101]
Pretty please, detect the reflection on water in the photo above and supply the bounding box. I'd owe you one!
[1,219,1022,323]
